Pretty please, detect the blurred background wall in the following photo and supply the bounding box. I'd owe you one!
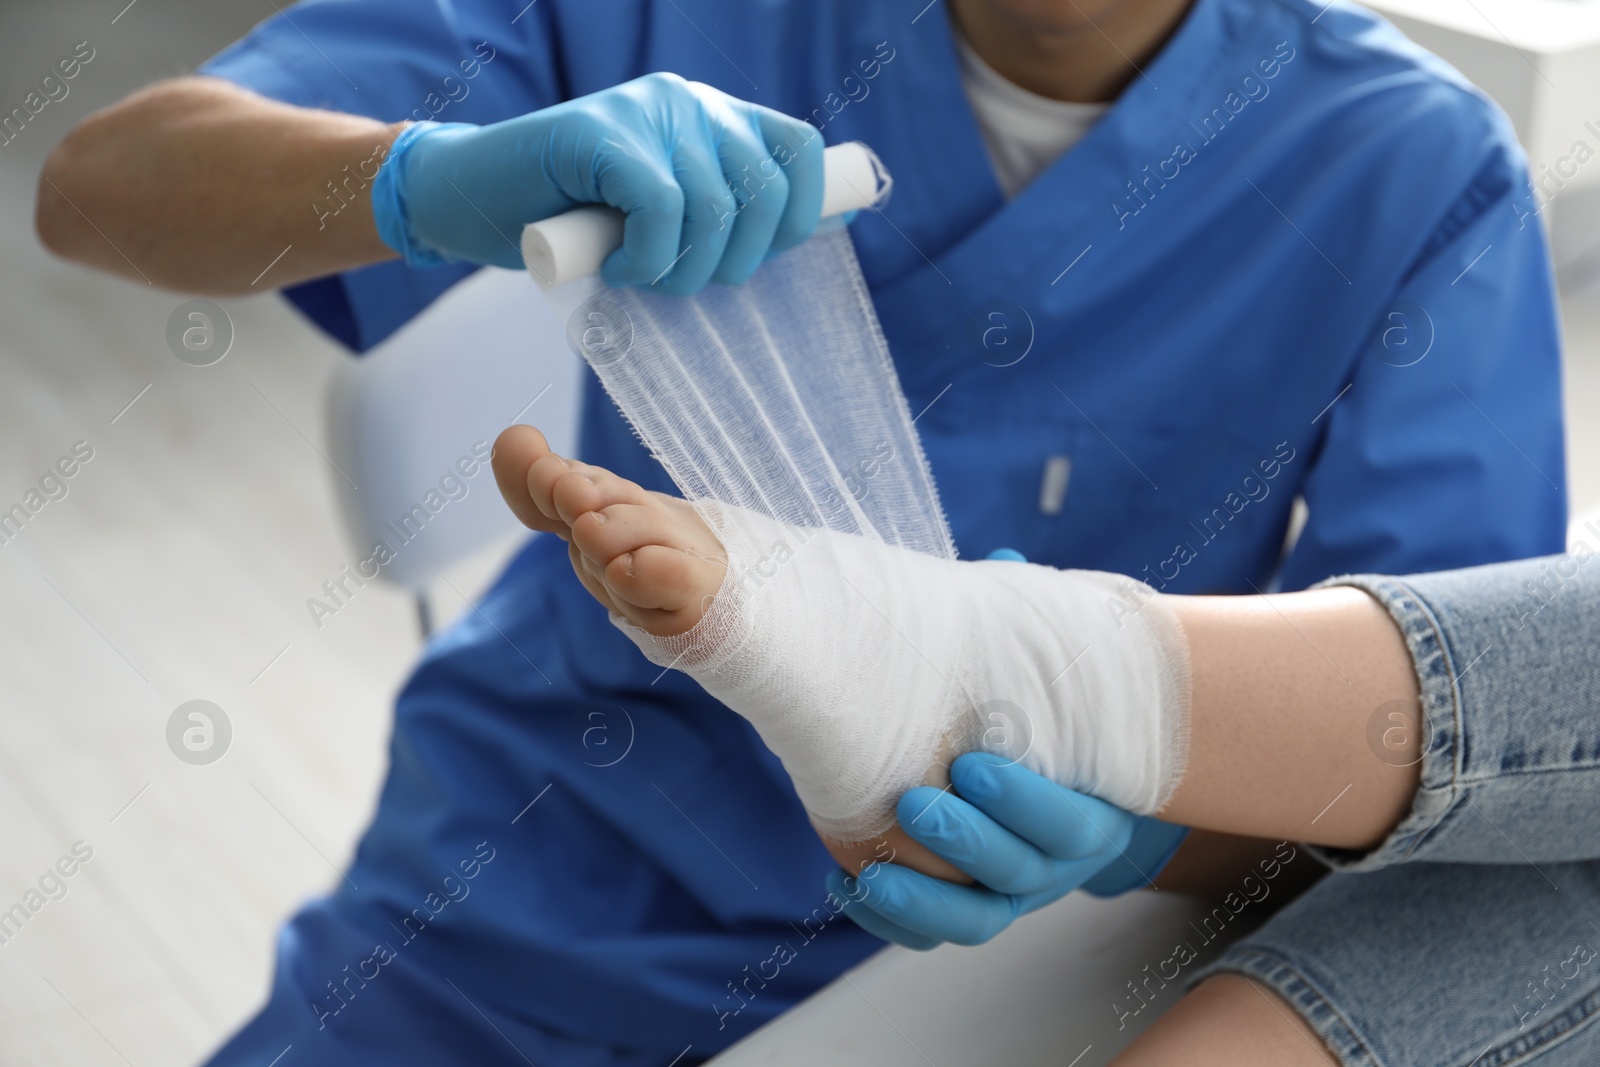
[0,2,1597,1064]
[0,3,523,1063]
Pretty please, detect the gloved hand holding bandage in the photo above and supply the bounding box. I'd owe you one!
[831,753,1192,950]
[371,72,825,293]
[828,755,1142,950]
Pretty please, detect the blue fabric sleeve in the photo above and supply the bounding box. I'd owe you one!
[1279,149,1567,588]
[198,0,568,126]
[196,0,571,351]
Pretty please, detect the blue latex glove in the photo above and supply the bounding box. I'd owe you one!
[827,548,1191,950]
[828,755,1137,949]
[1080,812,1190,898]
[370,72,825,293]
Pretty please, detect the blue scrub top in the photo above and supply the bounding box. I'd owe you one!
[199,0,1567,1063]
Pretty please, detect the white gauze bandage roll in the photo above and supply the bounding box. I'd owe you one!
[535,154,1191,843]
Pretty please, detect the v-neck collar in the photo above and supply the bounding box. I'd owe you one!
[858,0,1241,384]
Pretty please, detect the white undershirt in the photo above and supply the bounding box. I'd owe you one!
[955,34,1110,199]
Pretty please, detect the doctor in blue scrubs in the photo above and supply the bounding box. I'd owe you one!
[37,0,1567,1062]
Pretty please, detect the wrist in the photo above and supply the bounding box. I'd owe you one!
[369,120,473,266]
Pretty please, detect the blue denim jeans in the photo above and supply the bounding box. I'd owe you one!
[1195,550,1600,1066]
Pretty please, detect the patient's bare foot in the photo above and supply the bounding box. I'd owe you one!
[491,424,966,884]
[492,424,728,637]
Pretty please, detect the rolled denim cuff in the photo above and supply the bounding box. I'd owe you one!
[1305,552,1600,871]
[1300,573,1462,873]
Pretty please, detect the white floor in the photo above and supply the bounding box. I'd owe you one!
[2,4,1599,1066]
[0,6,515,1063]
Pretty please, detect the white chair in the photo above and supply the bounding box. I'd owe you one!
[324,266,584,635]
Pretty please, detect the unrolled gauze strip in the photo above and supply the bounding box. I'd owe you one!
[542,222,950,562]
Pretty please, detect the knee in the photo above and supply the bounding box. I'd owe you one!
[1110,975,1338,1067]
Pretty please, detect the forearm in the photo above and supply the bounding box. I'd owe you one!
[1158,587,1421,851]
[36,76,399,293]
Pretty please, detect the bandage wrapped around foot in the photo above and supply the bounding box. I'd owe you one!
[629,503,1191,841]
[537,160,1191,843]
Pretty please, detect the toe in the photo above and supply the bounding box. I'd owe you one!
[526,453,577,533]
[603,544,727,627]
[569,503,702,565]
[568,540,621,615]
[493,425,568,535]
[550,464,654,527]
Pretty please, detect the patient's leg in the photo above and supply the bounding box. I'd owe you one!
[494,425,1425,870]
[493,422,1199,879]
[1111,976,1336,1067]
